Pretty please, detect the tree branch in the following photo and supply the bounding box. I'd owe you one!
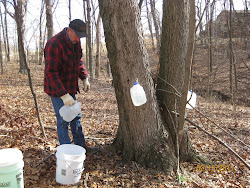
[138,0,143,10]
[157,76,181,96]
[185,117,250,170]
[187,102,250,149]
[195,0,216,33]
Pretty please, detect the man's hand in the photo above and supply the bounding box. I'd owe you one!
[60,93,75,106]
[83,78,90,92]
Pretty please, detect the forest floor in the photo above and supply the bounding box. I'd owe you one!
[0,60,249,187]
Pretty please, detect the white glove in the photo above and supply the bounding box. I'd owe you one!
[83,78,90,92]
[60,93,76,106]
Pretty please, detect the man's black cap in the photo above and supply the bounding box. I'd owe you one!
[69,19,87,38]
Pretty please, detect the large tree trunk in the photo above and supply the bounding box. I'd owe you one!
[99,0,177,173]
[156,0,198,162]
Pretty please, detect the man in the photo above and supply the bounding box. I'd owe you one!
[44,19,93,151]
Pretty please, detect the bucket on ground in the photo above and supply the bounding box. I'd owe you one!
[0,148,24,188]
[56,144,86,185]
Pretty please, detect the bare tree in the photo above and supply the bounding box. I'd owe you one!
[86,0,93,80]
[8,0,27,73]
[196,0,204,34]
[0,5,4,73]
[2,0,10,62]
[68,0,71,21]
[0,38,2,74]
[82,1,89,69]
[228,0,237,114]
[209,1,215,73]
[99,0,199,173]
[0,7,3,74]
[95,12,101,78]
[11,0,46,137]
[138,0,143,10]
[243,0,249,48]
[157,0,198,162]
[45,0,53,40]
[149,0,160,53]
[206,0,215,98]
[39,0,45,65]
[146,0,155,49]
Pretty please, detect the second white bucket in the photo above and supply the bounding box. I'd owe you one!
[56,144,86,185]
[0,148,24,188]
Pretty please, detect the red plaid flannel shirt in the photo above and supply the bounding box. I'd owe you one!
[44,28,88,97]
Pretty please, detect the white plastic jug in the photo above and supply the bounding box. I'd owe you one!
[130,82,147,106]
[186,90,197,109]
[0,148,24,188]
[59,101,81,122]
[56,144,86,185]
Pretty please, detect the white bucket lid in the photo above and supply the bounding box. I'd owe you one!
[56,144,86,161]
[0,148,23,168]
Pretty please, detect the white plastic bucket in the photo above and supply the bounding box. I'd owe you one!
[0,148,24,188]
[55,144,86,185]
[186,90,197,109]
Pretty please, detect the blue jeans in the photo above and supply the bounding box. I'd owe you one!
[51,95,86,147]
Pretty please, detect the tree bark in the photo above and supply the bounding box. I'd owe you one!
[229,0,233,104]
[86,0,93,80]
[45,0,53,40]
[138,0,143,10]
[3,0,10,62]
[156,0,197,162]
[68,0,71,22]
[99,0,177,173]
[95,13,101,78]
[178,0,196,161]
[0,5,5,67]
[13,0,46,138]
[83,1,89,70]
[106,61,111,78]
[207,1,215,99]
[13,0,27,73]
[146,0,155,49]
[149,0,160,53]
[229,0,237,117]
[39,0,45,65]
[0,11,3,74]
[244,0,249,48]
